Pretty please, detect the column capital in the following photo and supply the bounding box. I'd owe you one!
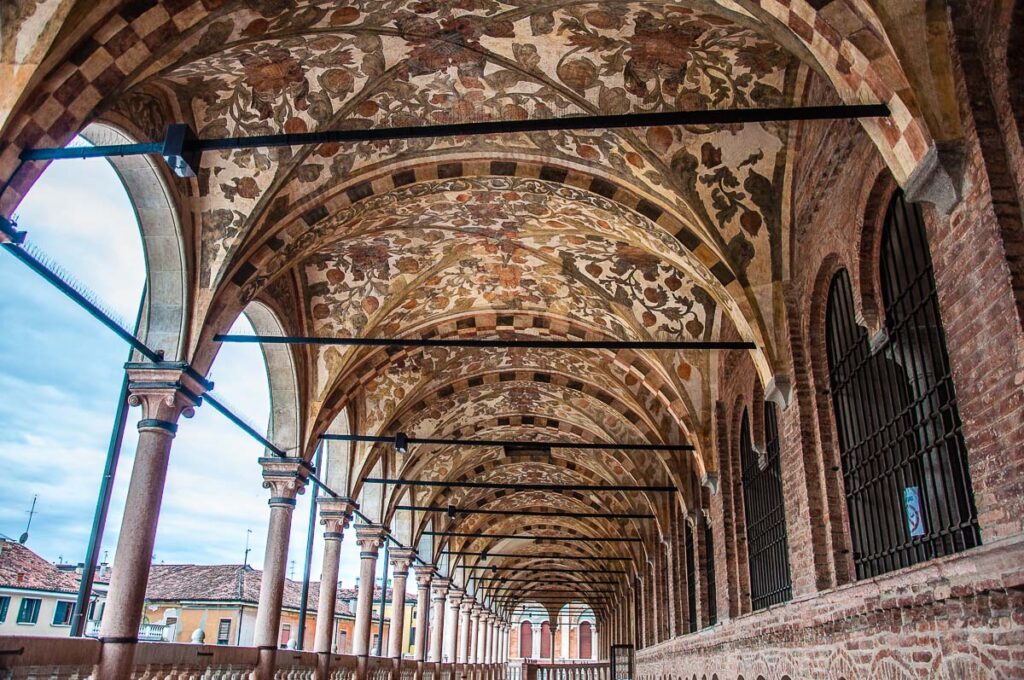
[431,577,451,601]
[460,598,476,614]
[354,524,388,556]
[412,563,435,588]
[126,362,207,429]
[448,587,464,608]
[317,496,356,536]
[471,603,484,617]
[389,547,417,576]
[259,456,310,506]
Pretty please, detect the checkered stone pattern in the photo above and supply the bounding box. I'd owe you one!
[752,0,932,183]
[0,0,211,216]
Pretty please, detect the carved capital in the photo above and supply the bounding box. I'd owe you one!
[354,524,388,556]
[318,496,356,537]
[389,547,417,576]
[701,471,720,495]
[259,456,310,506]
[460,598,475,613]
[448,587,464,608]
[765,374,792,410]
[431,577,451,601]
[126,362,208,432]
[412,563,435,589]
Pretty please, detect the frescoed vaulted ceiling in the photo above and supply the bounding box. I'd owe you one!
[1,0,937,613]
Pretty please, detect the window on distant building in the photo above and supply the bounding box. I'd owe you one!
[52,601,73,626]
[280,623,292,648]
[17,598,41,624]
[579,621,593,659]
[0,596,9,623]
[217,618,232,645]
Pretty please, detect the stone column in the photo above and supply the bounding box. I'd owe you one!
[469,604,483,663]
[475,606,487,663]
[458,598,474,662]
[412,565,433,661]
[485,614,495,663]
[314,497,356,680]
[354,525,388,677]
[443,588,463,662]
[548,624,556,663]
[254,457,311,678]
[96,363,204,680]
[429,578,449,662]
[386,549,416,659]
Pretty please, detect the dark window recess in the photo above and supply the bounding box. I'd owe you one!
[17,598,41,624]
[217,618,232,645]
[740,405,792,610]
[52,601,73,626]
[0,596,9,623]
[704,521,717,627]
[684,521,697,633]
[825,191,980,580]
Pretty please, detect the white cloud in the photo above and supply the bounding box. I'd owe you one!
[0,141,370,589]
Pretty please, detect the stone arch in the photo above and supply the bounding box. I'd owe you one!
[242,300,302,455]
[806,254,858,586]
[856,171,900,334]
[78,121,189,361]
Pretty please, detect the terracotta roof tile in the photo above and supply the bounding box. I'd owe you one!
[0,539,81,594]
[145,564,413,616]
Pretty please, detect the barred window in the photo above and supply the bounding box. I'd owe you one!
[704,521,717,626]
[684,521,697,633]
[825,191,980,580]
[740,405,792,610]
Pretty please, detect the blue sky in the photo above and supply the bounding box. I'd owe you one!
[0,142,368,591]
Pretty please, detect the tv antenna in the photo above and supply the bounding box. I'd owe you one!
[19,495,37,544]
[243,529,253,568]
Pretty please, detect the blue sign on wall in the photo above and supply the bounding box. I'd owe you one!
[904,486,926,537]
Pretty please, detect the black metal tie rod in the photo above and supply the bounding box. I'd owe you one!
[461,566,624,574]
[326,433,693,452]
[20,104,890,173]
[218,334,754,351]
[426,531,642,542]
[365,478,676,493]
[399,505,654,520]
[446,551,632,562]
[469,576,619,585]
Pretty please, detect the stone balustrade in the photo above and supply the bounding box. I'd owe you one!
[0,637,504,680]
[522,661,611,680]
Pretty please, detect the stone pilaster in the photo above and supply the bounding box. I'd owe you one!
[96,363,205,680]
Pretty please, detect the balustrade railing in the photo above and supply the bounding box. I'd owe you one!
[522,662,611,680]
[0,637,508,680]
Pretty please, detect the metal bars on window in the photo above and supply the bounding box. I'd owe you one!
[740,405,792,610]
[684,521,697,633]
[703,521,717,626]
[825,191,979,580]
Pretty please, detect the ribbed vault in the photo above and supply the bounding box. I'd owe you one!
[0,0,946,617]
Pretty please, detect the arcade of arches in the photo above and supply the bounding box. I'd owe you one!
[1,1,1022,679]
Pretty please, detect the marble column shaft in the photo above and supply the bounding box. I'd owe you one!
[353,526,388,658]
[96,364,204,680]
[412,565,433,661]
[429,578,449,662]
[387,549,416,659]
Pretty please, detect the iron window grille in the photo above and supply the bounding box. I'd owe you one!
[825,191,980,580]
[684,521,697,633]
[740,405,793,610]
[704,521,717,626]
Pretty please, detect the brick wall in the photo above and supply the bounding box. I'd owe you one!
[636,5,1024,678]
